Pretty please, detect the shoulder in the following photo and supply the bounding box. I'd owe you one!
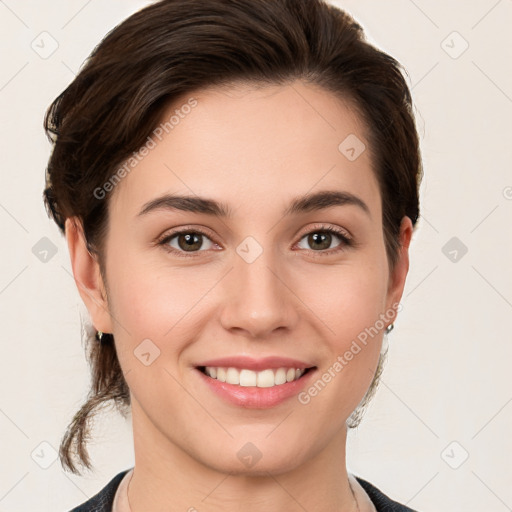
[68,469,130,512]
[355,476,419,512]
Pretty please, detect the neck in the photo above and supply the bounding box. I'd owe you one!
[128,397,359,512]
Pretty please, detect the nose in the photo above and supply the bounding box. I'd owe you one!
[219,247,300,339]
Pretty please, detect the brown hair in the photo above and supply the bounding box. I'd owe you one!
[43,0,423,475]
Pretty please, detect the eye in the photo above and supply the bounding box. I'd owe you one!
[157,223,353,259]
[295,224,352,256]
[157,228,218,258]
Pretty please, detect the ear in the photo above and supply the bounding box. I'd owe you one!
[385,216,414,314]
[65,217,113,334]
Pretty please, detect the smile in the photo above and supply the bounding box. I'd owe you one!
[198,366,314,387]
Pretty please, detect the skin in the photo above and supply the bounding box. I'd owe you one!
[66,80,412,511]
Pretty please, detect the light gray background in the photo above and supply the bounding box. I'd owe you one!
[1,1,511,511]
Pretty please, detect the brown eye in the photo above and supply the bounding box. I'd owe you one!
[306,232,334,251]
[296,226,352,254]
[159,229,216,256]
[176,232,204,252]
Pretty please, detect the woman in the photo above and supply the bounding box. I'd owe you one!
[43,0,423,510]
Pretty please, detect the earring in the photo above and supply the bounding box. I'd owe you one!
[95,330,113,344]
[381,323,394,355]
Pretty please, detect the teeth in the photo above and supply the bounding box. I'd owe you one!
[203,366,307,387]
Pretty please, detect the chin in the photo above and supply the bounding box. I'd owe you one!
[209,455,303,477]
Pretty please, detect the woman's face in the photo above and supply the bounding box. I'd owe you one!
[69,80,412,475]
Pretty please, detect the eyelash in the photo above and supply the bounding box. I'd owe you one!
[156,224,353,259]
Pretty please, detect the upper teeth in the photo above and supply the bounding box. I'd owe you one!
[204,367,306,387]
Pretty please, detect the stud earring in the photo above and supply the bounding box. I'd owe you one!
[95,331,113,344]
[381,323,394,355]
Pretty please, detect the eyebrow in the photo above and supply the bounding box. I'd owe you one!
[136,190,371,219]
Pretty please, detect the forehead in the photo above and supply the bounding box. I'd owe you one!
[109,80,381,223]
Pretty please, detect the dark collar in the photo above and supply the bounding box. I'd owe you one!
[355,476,419,511]
[69,469,129,512]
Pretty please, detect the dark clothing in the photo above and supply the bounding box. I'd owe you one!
[70,470,126,512]
[357,477,418,511]
[69,469,418,511]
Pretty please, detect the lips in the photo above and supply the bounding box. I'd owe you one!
[194,355,315,372]
[195,363,318,408]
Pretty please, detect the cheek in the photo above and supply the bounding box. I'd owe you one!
[105,258,205,414]
[298,260,388,341]
[105,248,223,367]
[105,240,189,328]
[296,262,388,401]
